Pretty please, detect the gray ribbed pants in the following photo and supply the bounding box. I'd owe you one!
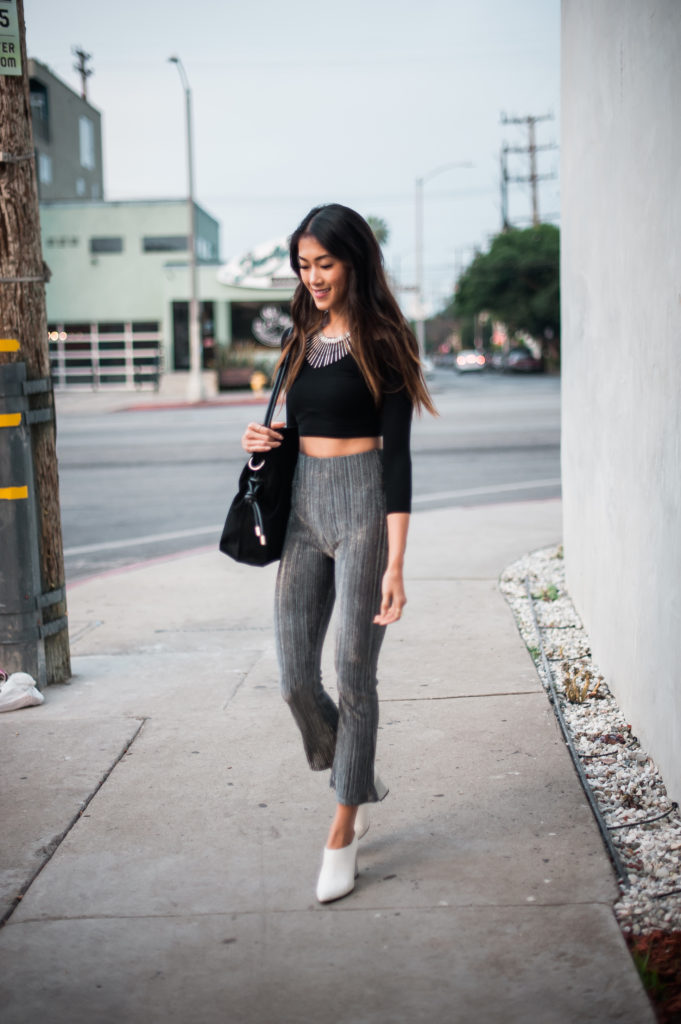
[274,450,388,806]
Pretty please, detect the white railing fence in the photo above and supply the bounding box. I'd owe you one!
[48,322,162,391]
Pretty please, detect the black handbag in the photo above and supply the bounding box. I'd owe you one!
[219,353,298,566]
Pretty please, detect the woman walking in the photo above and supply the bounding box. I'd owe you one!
[241,204,435,903]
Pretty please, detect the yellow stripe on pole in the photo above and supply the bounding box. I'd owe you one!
[0,413,22,427]
[0,339,20,352]
[0,486,29,500]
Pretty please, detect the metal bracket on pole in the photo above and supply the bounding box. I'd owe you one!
[25,408,53,425]
[1,375,53,399]
[40,617,69,640]
[38,586,66,609]
[23,377,53,396]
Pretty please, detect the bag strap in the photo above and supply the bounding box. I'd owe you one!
[262,329,292,427]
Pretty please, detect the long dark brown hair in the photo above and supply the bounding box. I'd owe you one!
[281,204,436,414]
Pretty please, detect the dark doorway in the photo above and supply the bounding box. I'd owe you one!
[172,301,189,370]
[172,301,215,371]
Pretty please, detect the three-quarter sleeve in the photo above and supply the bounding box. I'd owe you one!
[381,379,413,514]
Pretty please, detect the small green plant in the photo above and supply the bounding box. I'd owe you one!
[561,662,604,703]
[631,947,666,1000]
[219,344,279,376]
[528,645,541,661]
[554,544,564,560]
[218,344,280,388]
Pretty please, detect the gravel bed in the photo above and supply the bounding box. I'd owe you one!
[500,544,681,936]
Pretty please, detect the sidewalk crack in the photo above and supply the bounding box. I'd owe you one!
[0,717,148,930]
[381,690,539,703]
[222,648,271,710]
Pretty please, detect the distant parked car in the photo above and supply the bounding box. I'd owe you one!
[504,347,544,373]
[455,350,486,373]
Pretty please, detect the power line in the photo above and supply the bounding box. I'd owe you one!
[500,112,558,228]
[195,186,496,206]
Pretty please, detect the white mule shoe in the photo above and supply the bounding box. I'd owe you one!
[316,834,359,903]
[354,803,370,839]
[374,773,389,802]
[354,773,389,840]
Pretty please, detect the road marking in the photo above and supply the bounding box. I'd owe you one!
[412,478,561,504]
[64,479,560,556]
[64,525,222,556]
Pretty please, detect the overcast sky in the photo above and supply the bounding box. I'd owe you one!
[25,0,560,314]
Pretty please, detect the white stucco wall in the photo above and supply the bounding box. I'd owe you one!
[561,0,681,799]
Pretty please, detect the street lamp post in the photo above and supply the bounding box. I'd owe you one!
[168,55,203,403]
[414,161,473,359]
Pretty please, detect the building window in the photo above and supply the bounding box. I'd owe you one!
[38,152,52,185]
[196,236,215,260]
[90,237,123,254]
[97,322,126,334]
[45,237,79,248]
[79,116,95,170]
[29,80,50,142]
[142,235,187,253]
[231,301,291,347]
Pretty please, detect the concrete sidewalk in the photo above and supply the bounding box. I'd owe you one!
[53,381,270,417]
[0,499,654,1023]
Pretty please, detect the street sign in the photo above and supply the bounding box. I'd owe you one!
[0,0,22,76]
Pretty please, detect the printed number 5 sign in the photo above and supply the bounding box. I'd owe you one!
[0,0,22,77]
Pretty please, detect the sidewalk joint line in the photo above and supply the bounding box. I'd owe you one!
[9,897,617,925]
[381,690,540,702]
[0,717,149,931]
[222,648,271,709]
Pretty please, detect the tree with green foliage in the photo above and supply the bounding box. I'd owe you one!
[366,215,389,247]
[448,224,560,359]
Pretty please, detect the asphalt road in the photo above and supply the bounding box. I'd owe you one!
[55,369,561,582]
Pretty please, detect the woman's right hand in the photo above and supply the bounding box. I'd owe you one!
[241,420,285,453]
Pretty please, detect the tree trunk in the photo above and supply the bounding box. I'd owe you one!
[0,0,70,683]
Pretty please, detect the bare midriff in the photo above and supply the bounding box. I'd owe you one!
[299,436,380,458]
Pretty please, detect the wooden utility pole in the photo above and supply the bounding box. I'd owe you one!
[500,145,510,231]
[0,0,71,682]
[72,46,92,101]
[500,113,557,228]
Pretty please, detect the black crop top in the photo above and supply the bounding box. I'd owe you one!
[286,353,413,514]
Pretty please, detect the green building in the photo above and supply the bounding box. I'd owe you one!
[40,201,296,391]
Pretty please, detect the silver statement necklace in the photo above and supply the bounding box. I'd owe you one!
[306,329,352,369]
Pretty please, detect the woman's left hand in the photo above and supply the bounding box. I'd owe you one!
[373,567,407,626]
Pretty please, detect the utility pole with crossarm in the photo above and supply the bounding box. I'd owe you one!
[500,113,557,228]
